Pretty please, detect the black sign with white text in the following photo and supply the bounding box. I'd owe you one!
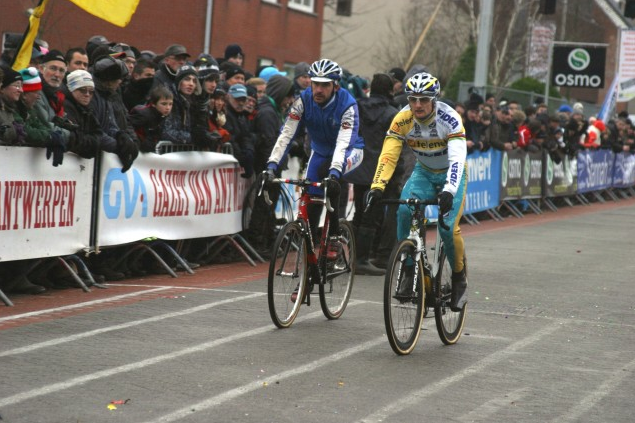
[552,45,606,88]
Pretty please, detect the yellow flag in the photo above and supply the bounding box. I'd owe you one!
[12,0,50,71]
[68,0,140,27]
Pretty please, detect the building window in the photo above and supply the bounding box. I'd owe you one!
[288,0,314,14]
[261,0,279,4]
[336,0,352,16]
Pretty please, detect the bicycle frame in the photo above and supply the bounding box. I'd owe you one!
[264,178,334,291]
[384,199,449,294]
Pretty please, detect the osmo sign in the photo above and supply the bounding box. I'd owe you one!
[551,44,606,88]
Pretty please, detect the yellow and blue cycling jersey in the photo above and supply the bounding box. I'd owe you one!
[372,101,468,273]
[371,101,466,197]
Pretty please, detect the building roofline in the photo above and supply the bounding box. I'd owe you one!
[595,0,633,29]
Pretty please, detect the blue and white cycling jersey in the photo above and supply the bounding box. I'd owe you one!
[267,87,364,178]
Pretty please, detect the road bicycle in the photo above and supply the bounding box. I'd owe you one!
[382,198,467,355]
[262,178,356,328]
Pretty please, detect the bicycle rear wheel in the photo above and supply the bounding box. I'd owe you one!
[383,240,424,355]
[319,219,356,320]
[268,222,308,328]
[433,246,467,344]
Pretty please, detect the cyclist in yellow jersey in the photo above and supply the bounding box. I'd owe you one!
[365,72,468,311]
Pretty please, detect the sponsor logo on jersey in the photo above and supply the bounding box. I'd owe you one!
[413,122,422,137]
[393,116,413,129]
[437,109,460,130]
[450,161,459,186]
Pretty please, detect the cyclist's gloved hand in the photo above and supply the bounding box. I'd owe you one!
[262,168,276,186]
[438,191,454,215]
[324,174,340,197]
[364,189,383,212]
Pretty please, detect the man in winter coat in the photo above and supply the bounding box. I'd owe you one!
[247,75,295,255]
[344,73,400,275]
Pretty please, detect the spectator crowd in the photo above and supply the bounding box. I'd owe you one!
[1,34,633,298]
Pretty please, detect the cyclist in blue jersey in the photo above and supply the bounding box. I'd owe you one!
[264,59,364,259]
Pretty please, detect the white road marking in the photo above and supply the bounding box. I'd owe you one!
[0,287,172,323]
[0,303,367,408]
[550,357,635,423]
[356,321,564,423]
[457,387,530,422]
[0,293,264,358]
[142,337,386,423]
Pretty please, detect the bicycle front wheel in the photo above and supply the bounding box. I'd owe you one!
[268,222,308,328]
[384,240,424,355]
[319,219,356,320]
[433,246,467,344]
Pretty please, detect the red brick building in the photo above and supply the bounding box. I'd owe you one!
[1,0,325,74]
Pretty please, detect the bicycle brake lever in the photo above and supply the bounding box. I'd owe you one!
[259,178,274,206]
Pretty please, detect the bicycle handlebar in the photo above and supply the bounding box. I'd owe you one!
[260,178,334,213]
[379,198,450,231]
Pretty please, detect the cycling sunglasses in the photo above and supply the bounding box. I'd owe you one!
[407,95,434,104]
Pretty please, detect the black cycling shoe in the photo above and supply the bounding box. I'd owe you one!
[450,268,468,312]
[394,264,415,301]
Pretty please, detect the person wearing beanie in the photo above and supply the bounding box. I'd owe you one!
[0,65,25,146]
[258,66,287,83]
[91,56,139,173]
[31,49,76,153]
[207,87,231,147]
[254,74,294,171]
[162,65,199,145]
[293,62,311,97]
[222,63,246,87]
[244,74,295,256]
[61,69,106,161]
[224,44,244,67]
[388,67,406,94]
[14,67,53,150]
[572,102,584,116]
[345,73,400,275]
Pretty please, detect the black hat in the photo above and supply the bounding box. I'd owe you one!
[41,49,67,65]
[175,64,198,86]
[195,55,220,79]
[224,64,245,80]
[1,65,23,89]
[388,67,406,83]
[94,56,125,81]
[164,44,190,57]
[212,87,226,98]
[224,44,243,60]
[245,84,258,99]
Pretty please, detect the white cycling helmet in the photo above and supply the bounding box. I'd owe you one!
[405,72,440,98]
[308,59,342,83]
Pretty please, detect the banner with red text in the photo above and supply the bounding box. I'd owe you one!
[0,147,94,261]
[97,151,248,247]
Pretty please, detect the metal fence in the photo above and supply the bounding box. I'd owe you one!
[457,82,602,117]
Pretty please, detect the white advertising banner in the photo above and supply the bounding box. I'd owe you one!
[617,29,635,101]
[97,151,248,247]
[0,147,94,261]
